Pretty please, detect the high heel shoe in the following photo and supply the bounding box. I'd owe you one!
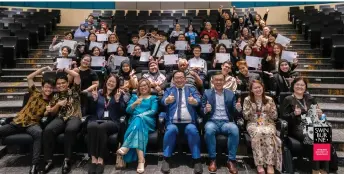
[116,147,128,156]
[137,160,145,174]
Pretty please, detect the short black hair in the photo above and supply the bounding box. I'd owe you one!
[193,45,202,51]
[159,31,168,38]
[42,78,55,87]
[61,46,72,54]
[55,74,68,83]
[131,34,139,39]
[212,71,225,79]
[149,28,158,32]
[290,77,308,92]
[201,34,210,39]
[65,32,74,39]
[139,27,146,32]
[173,70,186,78]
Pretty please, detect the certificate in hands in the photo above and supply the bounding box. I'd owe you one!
[96,34,108,42]
[239,41,247,51]
[216,53,231,63]
[200,44,212,53]
[164,54,179,65]
[61,40,77,50]
[246,56,263,69]
[127,44,135,54]
[275,34,291,47]
[89,41,103,50]
[189,60,205,68]
[281,50,298,62]
[107,43,119,53]
[56,58,72,69]
[219,39,232,48]
[175,41,188,50]
[113,56,128,66]
[91,56,106,67]
[140,52,151,62]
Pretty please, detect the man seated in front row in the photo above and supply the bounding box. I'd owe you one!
[0,66,54,174]
[161,71,203,174]
[202,72,242,173]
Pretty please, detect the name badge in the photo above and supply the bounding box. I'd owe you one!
[104,111,109,118]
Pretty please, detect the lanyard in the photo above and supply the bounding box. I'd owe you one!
[104,96,111,110]
[256,101,263,116]
[292,94,308,111]
[282,76,290,89]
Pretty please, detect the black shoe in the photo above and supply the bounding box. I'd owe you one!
[42,161,54,174]
[62,159,71,174]
[161,158,170,173]
[29,164,38,174]
[88,163,97,174]
[95,164,105,174]
[194,161,203,174]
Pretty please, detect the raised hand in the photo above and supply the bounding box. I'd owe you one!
[129,69,136,77]
[133,97,143,106]
[52,35,58,43]
[316,104,323,118]
[165,92,175,104]
[115,89,121,102]
[188,93,198,105]
[294,105,301,116]
[263,71,273,78]
[266,55,272,62]
[236,77,242,85]
[205,101,212,113]
[92,87,98,101]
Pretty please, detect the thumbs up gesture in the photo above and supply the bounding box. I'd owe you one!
[165,92,175,104]
[115,89,121,102]
[294,105,301,116]
[316,104,323,118]
[205,101,212,113]
[235,98,242,111]
[188,93,198,105]
[236,76,242,85]
[92,87,98,101]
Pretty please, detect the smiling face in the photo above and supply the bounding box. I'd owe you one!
[225,20,232,27]
[221,62,232,75]
[61,47,69,57]
[132,37,139,44]
[188,25,193,31]
[280,62,290,73]
[149,63,158,73]
[244,46,252,56]
[56,78,68,92]
[109,34,118,43]
[239,64,248,76]
[255,14,261,21]
[251,82,263,96]
[293,79,306,95]
[268,34,276,43]
[205,23,212,30]
[117,47,124,56]
[193,47,201,57]
[219,46,226,53]
[139,29,145,37]
[178,60,188,71]
[263,27,270,35]
[106,76,117,92]
[212,74,225,91]
[201,35,209,44]
[42,83,53,97]
[65,33,73,40]
[93,47,100,56]
[175,24,181,31]
[273,44,281,55]
[174,72,186,88]
[242,28,249,36]
[139,80,150,95]
[178,34,186,41]
[81,56,91,68]
[89,34,97,42]
[122,63,130,73]
[166,46,175,54]
[134,46,141,56]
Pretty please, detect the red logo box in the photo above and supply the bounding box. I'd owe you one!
[313,144,331,161]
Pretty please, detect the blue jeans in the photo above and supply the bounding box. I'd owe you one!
[204,120,239,161]
[163,123,201,159]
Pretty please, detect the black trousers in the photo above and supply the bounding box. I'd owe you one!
[0,123,42,164]
[43,117,81,161]
[87,120,119,158]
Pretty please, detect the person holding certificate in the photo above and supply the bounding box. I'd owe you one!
[159,43,178,75]
[212,43,232,69]
[106,46,128,72]
[200,34,215,61]
[104,33,120,58]
[175,34,191,58]
[87,74,123,174]
[256,26,270,48]
[49,32,76,56]
[271,59,299,97]
[260,32,277,57]
[243,80,282,174]
[130,45,152,73]
[188,45,208,83]
[86,33,104,54]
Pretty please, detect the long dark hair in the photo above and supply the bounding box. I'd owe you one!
[249,80,268,105]
[215,43,227,53]
[101,74,120,97]
[116,45,127,56]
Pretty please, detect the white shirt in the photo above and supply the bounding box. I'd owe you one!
[49,42,76,56]
[172,87,192,123]
[153,40,169,58]
[212,91,229,121]
[188,57,207,74]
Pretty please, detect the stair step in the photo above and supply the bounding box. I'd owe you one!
[312,94,344,103]
[326,117,344,129]
[297,58,331,64]
[16,63,54,68]
[303,76,344,84]
[0,82,41,93]
[0,92,26,101]
[308,83,344,95]
[297,53,321,58]
[17,58,54,63]
[0,100,23,114]
[290,40,309,44]
[0,75,43,82]
[288,44,310,49]
[296,63,333,70]
[318,103,344,118]
[282,34,304,40]
[287,49,320,54]
[296,69,344,77]
[2,68,40,76]
[29,53,58,58]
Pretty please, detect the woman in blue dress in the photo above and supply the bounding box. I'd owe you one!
[116,78,158,173]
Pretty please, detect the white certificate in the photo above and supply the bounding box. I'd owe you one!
[246,56,263,69]
[239,41,247,51]
[113,56,128,66]
[200,44,212,53]
[189,60,205,68]
[89,41,103,50]
[215,53,231,63]
[96,34,108,42]
[281,50,298,62]
[164,54,179,65]
[175,41,188,50]
[275,34,291,47]
[61,40,77,50]
[107,43,119,53]
[56,58,72,69]
[127,44,135,54]
[140,52,151,62]
[91,56,106,67]
[219,39,232,48]
[139,38,148,47]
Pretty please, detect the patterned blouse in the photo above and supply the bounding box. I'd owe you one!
[13,85,50,127]
[49,83,82,121]
[142,72,166,86]
[243,96,277,126]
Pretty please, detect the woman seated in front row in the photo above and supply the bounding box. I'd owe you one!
[116,79,158,174]
[87,74,125,174]
[281,77,332,174]
[243,80,282,174]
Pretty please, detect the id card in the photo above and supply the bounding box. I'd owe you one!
[104,111,109,118]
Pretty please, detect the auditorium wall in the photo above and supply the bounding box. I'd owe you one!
[0,3,342,27]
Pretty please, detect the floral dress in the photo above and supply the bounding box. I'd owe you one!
[243,96,282,171]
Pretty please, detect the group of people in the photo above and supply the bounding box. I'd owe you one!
[0,5,335,174]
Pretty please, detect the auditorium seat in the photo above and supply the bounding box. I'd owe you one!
[0,36,17,68]
[15,30,30,58]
